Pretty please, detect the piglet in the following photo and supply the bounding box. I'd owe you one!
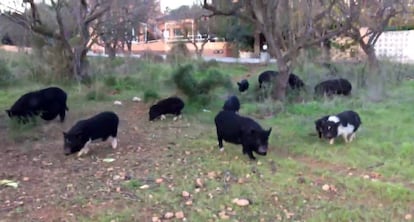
[63,111,119,156]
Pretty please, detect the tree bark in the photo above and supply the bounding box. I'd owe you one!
[321,38,331,62]
[105,43,117,59]
[254,29,261,57]
[359,39,383,99]
[273,57,290,101]
[73,47,89,80]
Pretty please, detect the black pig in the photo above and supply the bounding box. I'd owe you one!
[258,70,278,88]
[63,111,119,156]
[6,87,69,123]
[214,110,272,160]
[237,79,249,92]
[288,73,305,90]
[222,95,240,112]
[149,97,185,121]
[314,78,352,97]
[258,70,305,90]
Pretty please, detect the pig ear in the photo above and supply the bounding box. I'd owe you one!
[267,127,272,135]
[5,110,10,116]
[63,132,67,137]
[237,82,241,86]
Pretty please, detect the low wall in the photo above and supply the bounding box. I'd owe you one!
[90,41,234,57]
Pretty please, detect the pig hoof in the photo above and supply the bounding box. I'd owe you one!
[160,115,166,120]
[219,147,224,152]
[111,138,118,149]
[329,139,334,145]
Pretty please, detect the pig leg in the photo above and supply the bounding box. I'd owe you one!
[110,136,118,149]
[342,134,349,143]
[329,138,335,145]
[77,140,91,157]
[246,149,256,160]
[349,133,356,142]
[242,144,256,160]
[59,108,66,122]
[217,137,224,152]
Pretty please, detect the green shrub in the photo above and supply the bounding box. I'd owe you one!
[172,64,198,96]
[104,75,118,87]
[85,83,109,101]
[140,51,165,63]
[197,59,219,71]
[171,64,232,106]
[143,89,160,102]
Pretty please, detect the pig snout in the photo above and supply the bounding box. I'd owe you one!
[258,145,268,155]
[64,147,72,155]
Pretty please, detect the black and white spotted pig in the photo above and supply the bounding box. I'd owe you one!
[317,110,361,144]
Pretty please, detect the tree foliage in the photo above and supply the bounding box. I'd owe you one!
[95,0,158,58]
[203,0,348,101]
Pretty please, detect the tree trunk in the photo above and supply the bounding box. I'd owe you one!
[126,41,132,52]
[272,58,290,101]
[105,43,116,59]
[322,38,331,62]
[254,29,261,57]
[360,41,383,100]
[73,47,89,80]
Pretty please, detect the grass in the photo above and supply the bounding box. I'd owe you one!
[1,51,414,221]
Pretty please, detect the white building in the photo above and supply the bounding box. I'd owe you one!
[374,29,414,63]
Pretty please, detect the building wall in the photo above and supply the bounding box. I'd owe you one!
[89,40,234,57]
[374,29,414,63]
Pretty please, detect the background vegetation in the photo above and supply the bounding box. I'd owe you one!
[1,47,414,221]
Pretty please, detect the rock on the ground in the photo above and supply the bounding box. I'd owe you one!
[164,212,174,219]
[232,198,250,206]
[175,211,184,219]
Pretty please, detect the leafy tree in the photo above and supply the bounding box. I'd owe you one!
[6,0,110,80]
[203,0,348,101]
[95,0,158,59]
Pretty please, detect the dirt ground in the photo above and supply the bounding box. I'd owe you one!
[0,101,192,221]
[0,64,265,222]
[2,65,413,221]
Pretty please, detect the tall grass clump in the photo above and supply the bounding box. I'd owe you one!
[172,64,232,107]
[0,59,13,86]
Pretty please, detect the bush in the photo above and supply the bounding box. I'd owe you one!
[172,64,198,96]
[0,59,13,86]
[171,64,232,106]
[198,69,232,93]
[144,89,160,103]
[197,59,219,71]
[104,75,141,91]
[140,51,165,63]
[85,83,109,101]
